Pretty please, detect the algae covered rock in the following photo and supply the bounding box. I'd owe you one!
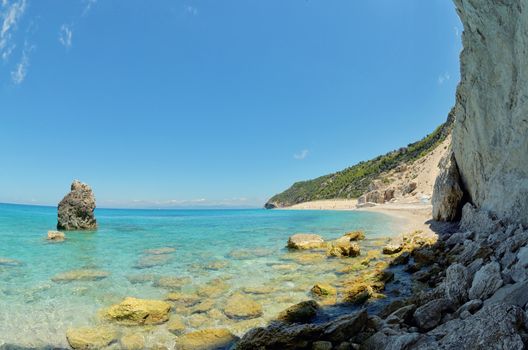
[167,316,186,335]
[311,283,337,297]
[277,300,319,323]
[382,244,402,255]
[224,293,263,319]
[102,297,171,325]
[120,333,145,350]
[57,180,97,230]
[174,328,238,350]
[66,327,118,350]
[344,230,366,241]
[287,233,325,250]
[326,237,360,258]
[47,230,65,241]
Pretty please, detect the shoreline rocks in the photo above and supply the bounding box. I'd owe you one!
[102,297,171,325]
[287,234,325,250]
[57,180,97,230]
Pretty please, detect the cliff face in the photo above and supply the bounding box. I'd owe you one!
[452,0,528,225]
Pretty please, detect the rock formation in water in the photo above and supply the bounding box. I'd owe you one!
[57,180,97,230]
[450,0,528,225]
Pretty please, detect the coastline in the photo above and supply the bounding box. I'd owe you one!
[278,199,435,239]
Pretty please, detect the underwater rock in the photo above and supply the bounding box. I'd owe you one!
[167,316,186,335]
[144,247,176,255]
[51,269,109,283]
[120,333,145,350]
[47,230,65,241]
[224,293,263,320]
[57,180,97,230]
[174,328,238,350]
[102,297,171,325]
[66,326,118,350]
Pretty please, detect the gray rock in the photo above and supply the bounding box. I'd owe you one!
[445,231,472,247]
[454,299,483,318]
[312,341,332,350]
[413,298,452,331]
[432,151,464,221]
[387,304,416,324]
[444,263,470,304]
[57,180,97,230]
[485,280,528,308]
[427,303,526,349]
[452,0,528,226]
[468,262,503,300]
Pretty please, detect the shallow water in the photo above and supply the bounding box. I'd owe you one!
[0,203,400,348]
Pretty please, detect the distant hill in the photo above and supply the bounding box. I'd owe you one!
[265,111,454,209]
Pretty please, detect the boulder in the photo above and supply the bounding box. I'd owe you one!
[66,327,118,350]
[382,244,402,255]
[432,151,464,221]
[224,293,263,319]
[484,280,528,308]
[444,263,470,304]
[287,234,325,250]
[57,180,97,230]
[175,329,238,350]
[102,297,171,325]
[401,182,417,195]
[277,300,319,323]
[167,316,186,335]
[327,237,360,257]
[47,230,65,241]
[468,262,503,300]
[413,298,452,331]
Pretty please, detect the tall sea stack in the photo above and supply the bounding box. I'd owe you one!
[57,180,97,230]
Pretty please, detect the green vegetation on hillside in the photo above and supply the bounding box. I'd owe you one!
[265,112,454,208]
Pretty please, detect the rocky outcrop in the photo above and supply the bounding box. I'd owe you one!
[287,234,325,250]
[432,151,464,221]
[452,0,528,226]
[57,180,97,230]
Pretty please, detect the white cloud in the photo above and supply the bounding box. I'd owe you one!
[0,0,27,61]
[294,149,309,160]
[438,72,451,85]
[11,40,32,84]
[59,24,72,48]
[185,5,198,16]
[82,0,97,16]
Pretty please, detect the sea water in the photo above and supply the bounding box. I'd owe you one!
[0,203,399,348]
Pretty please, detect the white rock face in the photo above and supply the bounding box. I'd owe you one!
[452,0,528,225]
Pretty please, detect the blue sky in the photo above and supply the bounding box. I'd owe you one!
[0,0,462,208]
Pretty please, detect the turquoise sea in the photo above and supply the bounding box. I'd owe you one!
[0,203,400,348]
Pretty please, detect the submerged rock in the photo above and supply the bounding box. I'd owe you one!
[51,269,109,283]
[102,297,171,325]
[66,326,118,350]
[224,293,263,320]
[287,234,325,250]
[47,230,65,241]
[174,329,239,350]
[120,333,145,350]
[311,283,337,297]
[167,316,186,335]
[0,257,22,267]
[144,247,176,255]
[57,180,97,230]
[135,254,173,269]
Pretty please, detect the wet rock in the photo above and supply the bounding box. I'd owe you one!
[413,298,452,331]
[287,234,325,250]
[51,269,109,283]
[327,237,361,258]
[432,151,464,221]
[57,180,97,230]
[120,334,145,350]
[235,322,323,350]
[66,327,118,350]
[278,300,319,323]
[382,244,402,255]
[47,230,65,241]
[144,247,176,255]
[188,314,210,328]
[242,285,276,295]
[126,273,158,284]
[343,283,373,304]
[444,263,470,304]
[197,279,229,297]
[102,297,171,325]
[191,299,215,314]
[174,329,238,350]
[205,260,229,270]
[344,231,366,241]
[468,262,503,300]
[322,311,368,343]
[224,293,263,320]
[311,283,337,297]
[0,257,22,267]
[166,292,200,306]
[167,316,186,335]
